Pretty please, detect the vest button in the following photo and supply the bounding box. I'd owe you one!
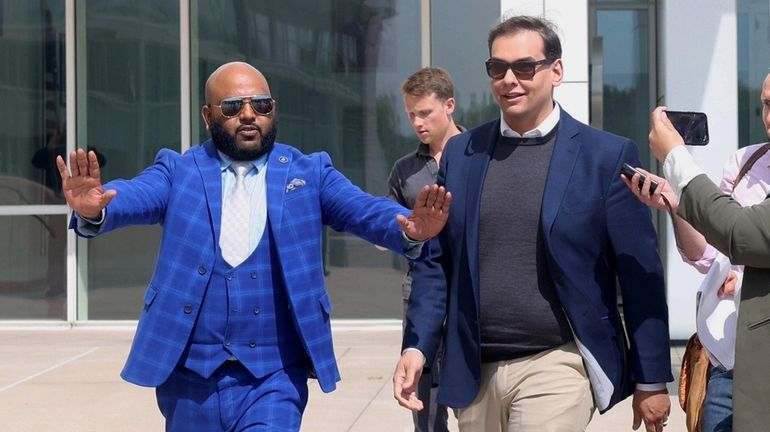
[183,305,193,314]
[253,307,260,315]
[250,272,257,279]
[198,266,206,275]
[249,342,256,348]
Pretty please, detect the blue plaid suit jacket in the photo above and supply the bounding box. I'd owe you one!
[72,140,411,392]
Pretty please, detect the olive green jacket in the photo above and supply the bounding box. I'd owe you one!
[679,174,770,432]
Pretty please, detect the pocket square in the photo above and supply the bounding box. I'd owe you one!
[286,178,307,192]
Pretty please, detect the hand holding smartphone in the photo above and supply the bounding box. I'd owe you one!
[621,163,658,194]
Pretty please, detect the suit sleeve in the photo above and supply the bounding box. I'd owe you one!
[679,174,770,268]
[70,149,175,236]
[318,151,412,255]
[606,140,672,384]
[401,156,449,364]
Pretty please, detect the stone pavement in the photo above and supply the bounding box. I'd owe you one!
[0,324,687,432]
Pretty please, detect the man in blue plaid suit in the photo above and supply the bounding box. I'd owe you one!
[55,62,451,431]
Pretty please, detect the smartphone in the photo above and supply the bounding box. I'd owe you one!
[621,163,658,194]
[665,111,709,146]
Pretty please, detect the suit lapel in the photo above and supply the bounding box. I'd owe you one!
[266,146,291,235]
[542,111,581,236]
[465,121,498,299]
[194,140,224,242]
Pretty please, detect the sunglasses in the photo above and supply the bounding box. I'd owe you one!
[484,58,557,80]
[211,95,275,117]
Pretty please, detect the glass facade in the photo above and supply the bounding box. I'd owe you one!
[594,8,652,166]
[79,0,179,319]
[737,0,770,147]
[431,0,499,129]
[0,1,67,319]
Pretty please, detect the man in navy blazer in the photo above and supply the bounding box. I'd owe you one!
[393,16,672,432]
[56,62,451,431]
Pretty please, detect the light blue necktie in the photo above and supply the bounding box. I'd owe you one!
[220,162,251,267]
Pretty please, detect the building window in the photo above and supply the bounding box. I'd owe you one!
[737,0,770,147]
[78,0,180,319]
[0,1,67,319]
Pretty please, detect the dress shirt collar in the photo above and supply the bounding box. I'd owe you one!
[217,150,268,174]
[500,102,560,138]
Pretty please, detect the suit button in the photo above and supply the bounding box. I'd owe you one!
[226,274,233,281]
[253,307,260,315]
[224,340,231,346]
[249,342,256,348]
[198,266,206,275]
[250,272,257,279]
[183,305,193,314]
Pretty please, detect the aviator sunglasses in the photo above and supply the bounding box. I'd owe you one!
[484,58,557,80]
[210,95,275,117]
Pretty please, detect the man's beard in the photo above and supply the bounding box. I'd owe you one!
[210,120,278,161]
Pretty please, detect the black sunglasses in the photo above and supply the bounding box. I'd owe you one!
[211,95,275,117]
[484,58,557,80]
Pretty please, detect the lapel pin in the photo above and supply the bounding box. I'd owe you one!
[278,156,289,163]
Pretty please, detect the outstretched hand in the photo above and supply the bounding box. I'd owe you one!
[397,184,451,241]
[56,148,116,219]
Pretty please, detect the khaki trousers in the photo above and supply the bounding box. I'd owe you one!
[458,341,595,432]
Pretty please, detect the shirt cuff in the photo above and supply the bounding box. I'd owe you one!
[401,347,426,364]
[636,383,667,392]
[662,146,706,200]
[75,209,106,235]
[402,232,425,259]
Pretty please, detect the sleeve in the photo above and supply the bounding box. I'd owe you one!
[679,173,770,269]
[401,155,449,364]
[606,140,672,384]
[69,149,175,237]
[386,163,407,206]
[318,151,412,256]
[678,150,742,272]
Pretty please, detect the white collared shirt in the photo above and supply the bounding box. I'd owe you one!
[500,103,561,138]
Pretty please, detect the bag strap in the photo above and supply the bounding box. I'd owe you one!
[733,142,770,192]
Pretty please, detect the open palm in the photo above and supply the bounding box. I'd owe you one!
[397,184,451,241]
[56,148,116,219]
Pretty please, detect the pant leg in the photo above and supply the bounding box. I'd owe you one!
[156,362,308,432]
[458,342,594,432]
[701,365,733,432]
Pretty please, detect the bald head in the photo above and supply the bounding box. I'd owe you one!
[204,62,271,105]
[201,62,277,161]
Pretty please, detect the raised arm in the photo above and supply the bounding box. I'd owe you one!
[56,148,116,219]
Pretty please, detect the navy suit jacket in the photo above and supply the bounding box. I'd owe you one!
[403,111,672,412]
[72,140,412,392]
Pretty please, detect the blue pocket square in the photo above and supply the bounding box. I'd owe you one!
[286,178,307,192]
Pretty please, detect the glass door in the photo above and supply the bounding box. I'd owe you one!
[589,1,657,170]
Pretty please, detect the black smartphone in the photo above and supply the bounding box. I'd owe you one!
[665,110,709,146]
[621,163,658,194]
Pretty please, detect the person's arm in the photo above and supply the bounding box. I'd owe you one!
[677,175,770,268]
[620,169,713,270]
[607,141,672,430]
[649,107,770,268]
